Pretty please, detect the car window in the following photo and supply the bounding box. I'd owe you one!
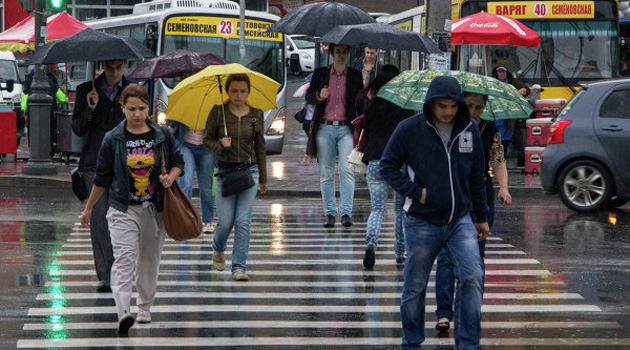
[600,89,630,119]
[0,60,18,81]
[290,36,316,50]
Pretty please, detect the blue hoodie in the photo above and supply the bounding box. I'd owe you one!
[380,76,488,226]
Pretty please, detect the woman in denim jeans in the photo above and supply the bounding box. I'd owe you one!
[203,74,267,281]
[360,65,415,269]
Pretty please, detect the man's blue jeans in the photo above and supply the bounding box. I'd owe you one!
[365,161,405,259]
[401,214,483,350]
[435,203,494,322]
[212,165,259,273]
[315,124,355,217]
[178,142,216,223]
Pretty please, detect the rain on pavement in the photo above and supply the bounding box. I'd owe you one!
[0,74,629,349]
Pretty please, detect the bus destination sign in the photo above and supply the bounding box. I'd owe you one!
[488,1,595,19]
[165,16,281,42]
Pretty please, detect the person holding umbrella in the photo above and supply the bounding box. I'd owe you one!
[434,92,513,333]
[305,43,363,228]
[79,84,184,334]
[203,73,268,282]
[72,59,129,293]
[380,76,488,350]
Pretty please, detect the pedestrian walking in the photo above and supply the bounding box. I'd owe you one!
[434,92,513,333]
[359,64,414,269]
[72,59,129,293]
[203,73,268,282]
[171,120,217,233]
[352,46,381,87]
[305,43,363,228]
[380,76,489,350]
[79,84,184,335]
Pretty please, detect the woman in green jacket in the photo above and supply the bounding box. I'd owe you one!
[203,73,267,281]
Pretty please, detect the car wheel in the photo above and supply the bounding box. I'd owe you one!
[557,160,613,213]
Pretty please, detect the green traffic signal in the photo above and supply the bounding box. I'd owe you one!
[46,0,67,13]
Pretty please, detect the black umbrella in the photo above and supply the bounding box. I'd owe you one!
[268,2,375,37]
[127,50,227,79]
[27,28,155,64]
[319,23,441,53]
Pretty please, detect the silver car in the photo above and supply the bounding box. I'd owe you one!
[541,79,630,212]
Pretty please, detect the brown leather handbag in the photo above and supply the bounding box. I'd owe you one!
[161,146,202,241]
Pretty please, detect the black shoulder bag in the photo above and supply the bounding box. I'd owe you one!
[216,110,256,197]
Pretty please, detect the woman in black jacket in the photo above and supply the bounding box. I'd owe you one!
[80,84,184,335]
[360,65,415,269]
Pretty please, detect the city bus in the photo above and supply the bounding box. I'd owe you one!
[85,0,287,154]
[452,0,620,101]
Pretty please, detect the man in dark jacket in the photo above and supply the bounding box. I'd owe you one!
[380,76,489,350]
[72,59,129,293]
[306,44,363,228]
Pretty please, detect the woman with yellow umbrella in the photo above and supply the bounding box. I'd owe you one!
[167,63,279,281]
[203,74,266,281]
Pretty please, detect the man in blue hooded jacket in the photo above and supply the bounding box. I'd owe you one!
[380,76,489,350]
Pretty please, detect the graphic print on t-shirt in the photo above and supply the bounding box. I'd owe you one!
[125,130,156,204]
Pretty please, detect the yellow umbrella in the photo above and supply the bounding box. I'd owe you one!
[166,63,281,131]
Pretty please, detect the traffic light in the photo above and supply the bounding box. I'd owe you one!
[45,0,67,14]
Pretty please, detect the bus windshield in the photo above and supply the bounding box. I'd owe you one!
[459,21,618,86]
[161,17,284,90]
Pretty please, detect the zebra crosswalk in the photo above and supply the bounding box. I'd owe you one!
[17,198,630,349]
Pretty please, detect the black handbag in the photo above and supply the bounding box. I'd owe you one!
[70,167,88,202]
[294,105,307,123]
[216,163,255,197]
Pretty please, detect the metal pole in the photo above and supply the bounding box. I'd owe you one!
[239,0,246,64]
[23,0,56,175]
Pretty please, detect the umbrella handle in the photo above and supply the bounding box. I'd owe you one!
[218,76,228,137]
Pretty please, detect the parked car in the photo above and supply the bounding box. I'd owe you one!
[285,35,315,75]
[541,79,630,212]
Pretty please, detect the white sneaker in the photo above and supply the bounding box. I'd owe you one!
[136,309,151,324]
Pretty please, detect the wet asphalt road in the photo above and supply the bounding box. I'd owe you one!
[1,74,630,349]
[2,173,630,349]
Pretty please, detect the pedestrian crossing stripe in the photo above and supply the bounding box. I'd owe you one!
[50,258,542,265]
[35,292,584,301]
[23,320,620,331]
[18,336,630,348]
[44,280,567,288]
[26,304,602,316]
[46,268,554,277]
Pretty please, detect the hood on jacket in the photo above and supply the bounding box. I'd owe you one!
[422,75,470,129]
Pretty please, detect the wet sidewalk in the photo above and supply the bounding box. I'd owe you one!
[0,140,543,199]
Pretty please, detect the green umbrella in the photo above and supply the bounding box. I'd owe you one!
[376,70,534,121]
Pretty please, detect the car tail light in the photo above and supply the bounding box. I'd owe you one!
[548,120,572,144]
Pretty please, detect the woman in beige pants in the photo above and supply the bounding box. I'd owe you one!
[80,84,184,335]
